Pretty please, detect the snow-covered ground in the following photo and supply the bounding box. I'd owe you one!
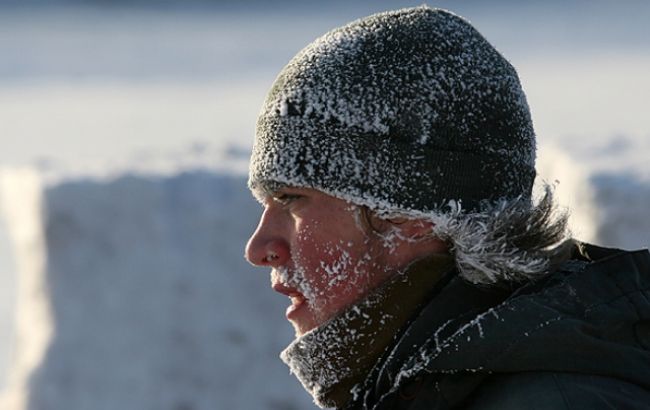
[0,1,648,408]
[0,170,318,410]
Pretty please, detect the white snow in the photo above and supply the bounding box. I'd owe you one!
[0,170,316,410]
[0,170,50,410]
[0,1,648,409]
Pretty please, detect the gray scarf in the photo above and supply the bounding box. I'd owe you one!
[280,254,454,408]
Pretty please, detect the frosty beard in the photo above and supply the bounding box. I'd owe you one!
[273,232,391,336]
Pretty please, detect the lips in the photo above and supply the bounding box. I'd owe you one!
[272,282,307,318]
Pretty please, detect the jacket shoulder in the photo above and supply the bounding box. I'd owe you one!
[461,372,650,410]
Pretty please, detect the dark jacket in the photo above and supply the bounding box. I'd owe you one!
[345,244,650,409]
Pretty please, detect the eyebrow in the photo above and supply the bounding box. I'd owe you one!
[252,181,290,202]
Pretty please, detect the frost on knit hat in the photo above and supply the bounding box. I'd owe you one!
[249,6,536,215]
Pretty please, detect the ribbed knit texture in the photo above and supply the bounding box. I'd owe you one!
[249,6,536,214]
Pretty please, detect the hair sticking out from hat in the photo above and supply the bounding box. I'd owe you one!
[428,183,571,285]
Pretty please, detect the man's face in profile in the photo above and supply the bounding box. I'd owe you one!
[245,186,397,336]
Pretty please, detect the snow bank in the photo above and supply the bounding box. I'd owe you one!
[0,169,50,410]
[0,146,647,409]
[536,143,648,249]
[535,143,599,242]
[0,170,314,410]
[590,173,650,249]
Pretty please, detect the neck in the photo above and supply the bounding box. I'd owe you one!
[280,253,454,408]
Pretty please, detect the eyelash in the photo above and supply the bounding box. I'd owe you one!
[273,193,301,206]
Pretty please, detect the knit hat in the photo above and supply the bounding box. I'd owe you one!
[249,6,536,215]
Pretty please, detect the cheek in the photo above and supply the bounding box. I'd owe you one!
[318,244,372,291]
[293,230,379,303]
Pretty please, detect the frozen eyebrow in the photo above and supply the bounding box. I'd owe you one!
[253,181,291,202]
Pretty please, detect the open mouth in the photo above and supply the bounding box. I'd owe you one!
[272,283,307,317]
[286,294,306,315]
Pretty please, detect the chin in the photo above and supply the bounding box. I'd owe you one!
[291,321,312,337]
[291,315,322,337]
[292,324,307,338]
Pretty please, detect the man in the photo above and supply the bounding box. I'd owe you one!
[245,6,650,410]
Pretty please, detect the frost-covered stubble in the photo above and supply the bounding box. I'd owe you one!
[260,190,396,336]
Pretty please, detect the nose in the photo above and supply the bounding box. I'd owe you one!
[245,208,290,267]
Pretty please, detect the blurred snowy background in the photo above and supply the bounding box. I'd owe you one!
[0,0,648,409]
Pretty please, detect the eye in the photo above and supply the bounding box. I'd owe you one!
[273,193,302,206]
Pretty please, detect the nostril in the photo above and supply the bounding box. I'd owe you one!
[263,239,290,266]
[245,236,289,267]
[263,251,279,263]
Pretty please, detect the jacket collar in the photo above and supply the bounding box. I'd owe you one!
[368,243,650,407]
[280,253,455,408]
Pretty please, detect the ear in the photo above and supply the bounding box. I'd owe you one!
[379,218,450,266]
[364,213,447,251]
[400,220,450,256]
[387,218,435,240]
[399,219,433,240]
[367,215,436,240]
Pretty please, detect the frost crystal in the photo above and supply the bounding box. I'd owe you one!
[249,6,536,217]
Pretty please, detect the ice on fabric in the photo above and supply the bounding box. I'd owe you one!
[280,253,455,408]
[249,6,537,217]
[280,287,395,408]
